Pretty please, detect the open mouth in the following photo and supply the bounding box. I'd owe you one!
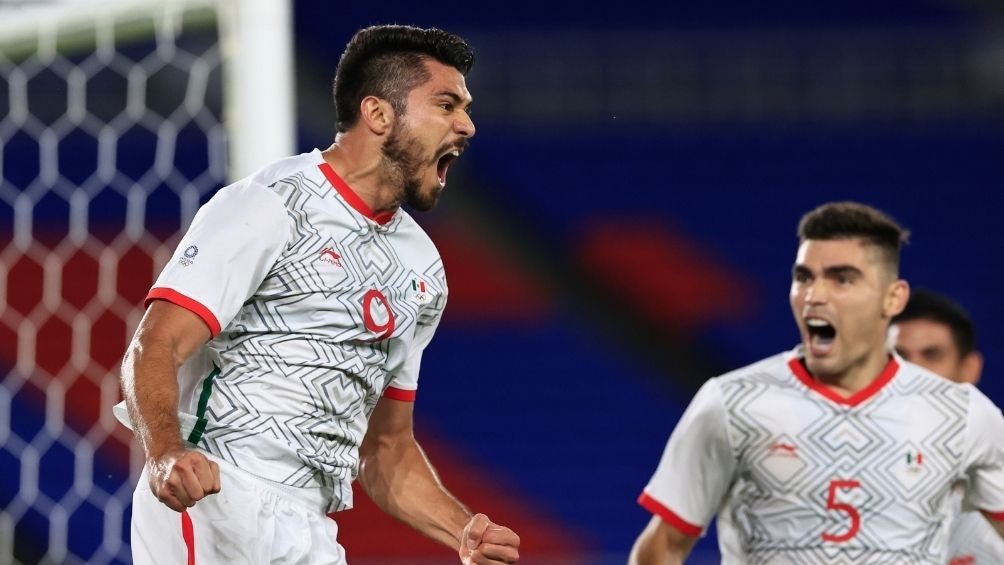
[436,149,460,187]
[806,318,836,355]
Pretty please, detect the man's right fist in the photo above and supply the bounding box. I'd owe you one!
[147,449,221,512]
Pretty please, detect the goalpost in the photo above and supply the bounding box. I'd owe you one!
[0,1,293,562]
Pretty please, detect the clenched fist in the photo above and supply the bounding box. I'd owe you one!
[147,449,221,512]
[459,513,520,564]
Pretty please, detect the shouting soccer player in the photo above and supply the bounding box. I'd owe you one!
[117,25,519,564]
[630,202,1004,564]
[892,289,1004,564]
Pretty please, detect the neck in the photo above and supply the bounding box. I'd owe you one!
[812,348,892,398]
[321,135,401,216]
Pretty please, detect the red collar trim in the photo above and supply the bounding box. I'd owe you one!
[318,162,395,225]
[787,356,899,407]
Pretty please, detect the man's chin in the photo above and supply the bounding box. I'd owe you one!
[406,187,441,212]
[804,356,841,379]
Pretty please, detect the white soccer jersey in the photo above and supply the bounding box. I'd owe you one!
[115,149,447,513]
[639,347,1004,564]
[946,507,1004,564]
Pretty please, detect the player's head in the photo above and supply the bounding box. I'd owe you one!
[890,289,982,384]
[790,202,911,379]
[332,25,476,211]
[333,25,474,133]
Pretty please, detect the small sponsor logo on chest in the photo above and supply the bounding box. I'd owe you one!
[318,248,342,267]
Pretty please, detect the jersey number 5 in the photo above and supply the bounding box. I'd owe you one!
[822,479,861,543]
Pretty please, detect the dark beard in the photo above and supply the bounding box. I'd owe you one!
[381,124,437,212]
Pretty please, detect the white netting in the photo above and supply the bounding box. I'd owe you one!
[0,2,229,562]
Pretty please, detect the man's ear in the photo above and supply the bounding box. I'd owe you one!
[958,351,983,385]
[359,96,394,135]
[884,279,910,318]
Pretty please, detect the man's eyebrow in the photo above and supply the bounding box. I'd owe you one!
[433,90,472,107]
[822,265,863,278]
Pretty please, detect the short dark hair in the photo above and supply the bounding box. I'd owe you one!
[332,25,475,133]
[797,201,910,274]
[893,288,977,357]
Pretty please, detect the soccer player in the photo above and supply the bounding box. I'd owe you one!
[891,289,982,385]
[629,202,1004,564]
[116,25,519,564]
[891,289,1004,564]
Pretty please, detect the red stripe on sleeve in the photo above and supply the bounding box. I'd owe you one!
[147,288,222,337]
[181,510,196,565]
[383,387,417,402]
[982,509,1004,522]
[638,492,703,537]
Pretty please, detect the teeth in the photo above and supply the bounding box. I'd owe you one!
[806,319,830,327]
[450,150,460,157]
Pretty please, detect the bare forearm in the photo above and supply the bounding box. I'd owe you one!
[629,517,695,565]
[359,436,470,549]
[121,336,184,461]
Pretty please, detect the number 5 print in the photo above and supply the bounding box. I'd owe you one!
[822,479,861,543]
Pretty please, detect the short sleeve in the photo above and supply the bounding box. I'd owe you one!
[962,387,1004,519]
[383,288,446,402]
[639,378,736,537]
[146,181,290,337]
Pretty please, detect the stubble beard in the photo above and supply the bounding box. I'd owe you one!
[381,121,438,212]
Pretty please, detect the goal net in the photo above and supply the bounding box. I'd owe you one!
[0,1,292,562]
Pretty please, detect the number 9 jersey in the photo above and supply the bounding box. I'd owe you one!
[638,347,1004,564]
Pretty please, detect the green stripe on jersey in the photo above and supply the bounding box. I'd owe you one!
[186,365,220,444]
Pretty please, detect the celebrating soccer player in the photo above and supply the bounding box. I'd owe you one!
[117,25,520,564]
[630,202,1004,564]
[892,289,1004,563]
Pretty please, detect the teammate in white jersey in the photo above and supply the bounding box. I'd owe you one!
[629,202,1004,564]
[118,25,519,564]
[891,289,1004,564]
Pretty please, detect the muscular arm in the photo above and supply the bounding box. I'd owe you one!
[628,516,699,565]
[359,397,519,563]
[120,300,219,511]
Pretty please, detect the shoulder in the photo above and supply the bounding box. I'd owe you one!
[392,210,442,259]
[246,150,324,188]
[892,357,971,402]
[715,350,794,389]
[208,152,324,213]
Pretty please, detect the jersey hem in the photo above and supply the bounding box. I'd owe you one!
[638,492,703,537]
[147,287,222,337]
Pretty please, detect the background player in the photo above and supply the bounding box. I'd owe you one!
[629,202,1004,564]
[891,288,982,385]
[891,289,1004,564]
[117,25,519,564]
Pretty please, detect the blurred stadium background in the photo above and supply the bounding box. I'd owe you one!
[1,0,1002,563]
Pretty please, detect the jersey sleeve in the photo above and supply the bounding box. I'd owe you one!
[961,387,1004,520]
[146,181,290,337]
[639,378,736,537]
[383,277,447,402]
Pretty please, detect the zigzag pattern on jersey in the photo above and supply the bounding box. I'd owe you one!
[717,357,968,564]
[738,547,941,564]
[191,171,446,507]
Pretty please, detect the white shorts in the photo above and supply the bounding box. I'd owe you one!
[131,453,347,565]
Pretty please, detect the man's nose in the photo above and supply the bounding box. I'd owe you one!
[455,112,475,138]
